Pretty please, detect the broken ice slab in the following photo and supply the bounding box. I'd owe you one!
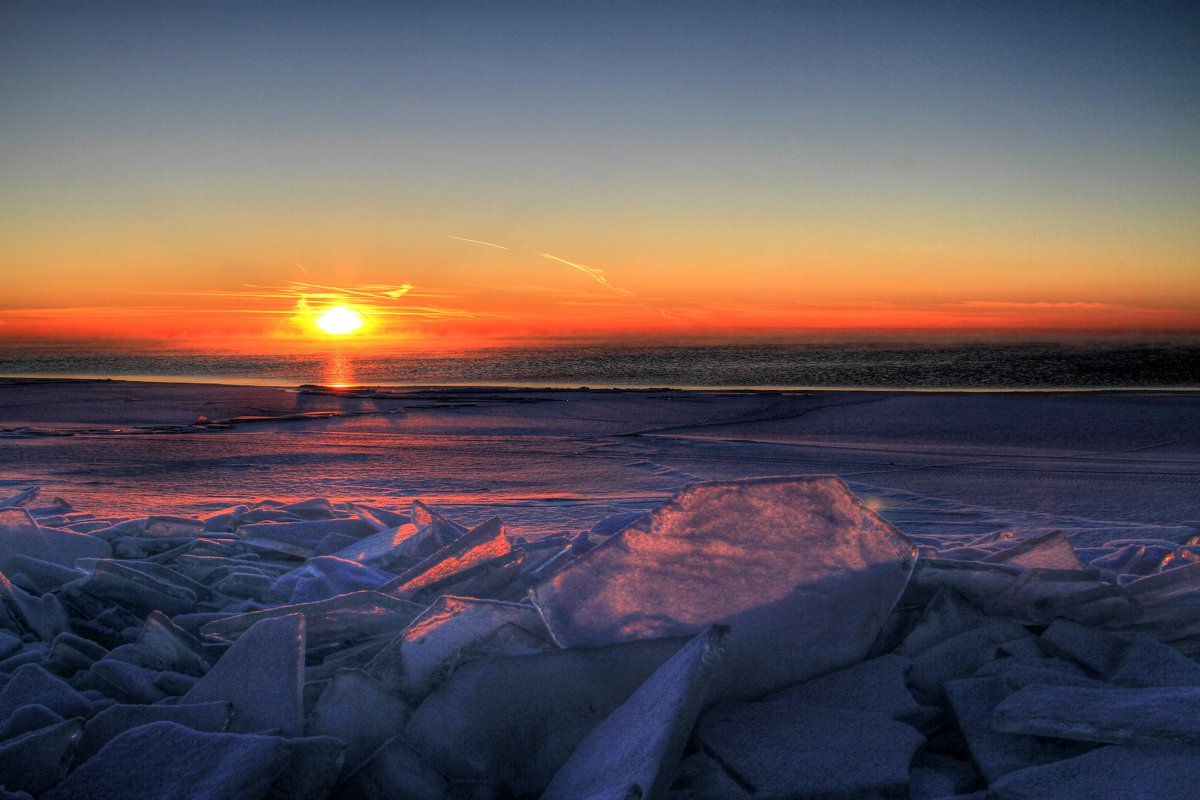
[266,556,394,604]
[210,570,271,601]
[1089,543,1178,578]
[366,595,550,703]
[62,560,199,616]
[980,531,1084,570]
[944,676,1091,784]
[696,702,925,800]
[532,476,917,699]
[451,620,557,664]
[240,518,381,559]
[142,516,206,539]
[0,663,92,723]
[908,617,1032,702]
[349,503,411,529]
[9,555,84,594]
[542,626,726,800]
[993,684,1200,748]
[304,636,395,684]
[332,734,450,800]
[987,745,1200,800]
[664,751,752,800]
[331,501,466,570]
[0,487,40,508]
[185,613,305,736]
[1039,619,1200,687]
[0,704,63,739]
[83,660,168,704]
[104,611,210,676]
[758,653,922,720]
[975,657,1106,693]
[278,498,339,520]
[200,591,422,651]
[44,721,292,800]
[0,570,70,641]
[0,507,111,572]
[905,559,1021,613]
[173,554,289,585]
[0,718,84,796]
[379,516,513,601]
[410,499,469,542]
[270,734,346,800]
[330,526,424,570]
[400,550,528,606]
[74,701,232,764]
[1124,560,1200,604]
[306,668,410,777]
[908,752,983,800]
[996,569,1141,627]
[895,587,990,656]
[912,560,1139,627]
[405,635,690,797]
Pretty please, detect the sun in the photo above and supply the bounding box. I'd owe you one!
[315,306,365,336]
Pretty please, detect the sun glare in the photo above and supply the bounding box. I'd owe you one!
[315,306,365,336]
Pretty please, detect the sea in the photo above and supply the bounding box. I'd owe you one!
[1,340,1198,390]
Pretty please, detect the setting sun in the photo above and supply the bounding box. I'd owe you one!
[315,306,365,336]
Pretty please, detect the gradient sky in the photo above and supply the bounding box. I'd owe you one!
[2,1,1198,349]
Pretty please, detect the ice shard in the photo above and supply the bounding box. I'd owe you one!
[541,626,726,800]
[993,684,1200,747]
[199,591,421,651]
[405,635,689,797]
[0,508,111,572]
[366,595,549,703]
[184,613,305,735]
[44,721,291,800]
[380,516,513,601]
[532,476,917,698]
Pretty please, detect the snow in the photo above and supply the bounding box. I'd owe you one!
[0,381,1198,797]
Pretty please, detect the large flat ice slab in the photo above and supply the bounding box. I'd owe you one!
[532,476,917,698]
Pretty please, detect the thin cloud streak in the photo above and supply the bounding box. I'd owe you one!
[539,252,688,326]
[959,301,1117,309]
[444,234,509,250]
[538,253,632,296]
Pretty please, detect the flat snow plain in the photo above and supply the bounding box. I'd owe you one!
[1,380,1196,541]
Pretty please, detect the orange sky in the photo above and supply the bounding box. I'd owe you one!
[2,3,1198,350]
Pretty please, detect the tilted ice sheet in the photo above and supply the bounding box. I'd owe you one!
[532,475,918,699]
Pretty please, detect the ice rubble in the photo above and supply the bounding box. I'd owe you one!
[0,479,1195,799]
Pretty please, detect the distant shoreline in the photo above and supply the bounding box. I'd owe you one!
[2,374,1199,395]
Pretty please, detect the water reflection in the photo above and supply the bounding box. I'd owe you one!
[322,352,354,387]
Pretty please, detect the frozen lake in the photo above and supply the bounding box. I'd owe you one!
[1,380,1196,542]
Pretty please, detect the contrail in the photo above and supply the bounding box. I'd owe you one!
[538,253,632,297]
[444,234,508,250]
[539,252,686,326]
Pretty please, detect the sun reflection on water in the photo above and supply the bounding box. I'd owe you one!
[322,352,355,387]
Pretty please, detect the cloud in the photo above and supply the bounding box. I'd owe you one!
[958,301,1116,309]
[444,234,509,250]
[538,252,632,296]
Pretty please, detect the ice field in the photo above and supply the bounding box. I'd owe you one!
[0,380,1198,798]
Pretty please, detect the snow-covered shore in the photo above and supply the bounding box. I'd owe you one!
[0,380,1197,798]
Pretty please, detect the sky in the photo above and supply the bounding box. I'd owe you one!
[2,1,1198,350]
